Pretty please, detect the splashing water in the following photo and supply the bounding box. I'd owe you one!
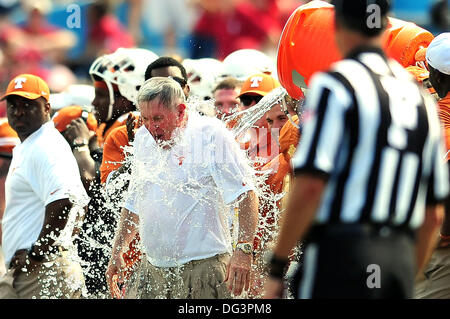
[64,89,304,299]
[19,190,91,299]
[229,86,288,138]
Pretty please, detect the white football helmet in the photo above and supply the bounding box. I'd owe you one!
[221,49,277,82]
[183,58,224,101]
[89,47,159,121]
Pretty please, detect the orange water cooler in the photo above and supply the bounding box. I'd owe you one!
[277,0,434,100]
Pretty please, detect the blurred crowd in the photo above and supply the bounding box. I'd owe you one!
[0,0,447,109]
[0,0,308,110]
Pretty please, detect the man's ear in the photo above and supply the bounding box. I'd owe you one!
[184,84,191,97]
[45,102,51,115]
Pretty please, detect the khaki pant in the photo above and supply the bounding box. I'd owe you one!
[414,247,450,299]
[0,251,86,299]
[124,253,232,299]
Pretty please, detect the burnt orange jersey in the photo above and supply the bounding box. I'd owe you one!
[254,115,300,251]
[100,125,129,184]
[262,115,300,194]
[100,112,141,274]
[96,111,139,148]
[100,112,141,184]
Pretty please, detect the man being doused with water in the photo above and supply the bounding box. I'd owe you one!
[106,77,259,299]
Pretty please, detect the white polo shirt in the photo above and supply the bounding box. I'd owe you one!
[124,112,255,267]
[2,121,89,267]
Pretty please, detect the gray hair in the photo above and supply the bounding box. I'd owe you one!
[136,77,186,110]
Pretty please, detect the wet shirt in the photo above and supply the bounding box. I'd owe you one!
[2,121,88,267]
[124,112,255,267]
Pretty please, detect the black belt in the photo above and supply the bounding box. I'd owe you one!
[305,223,415,242]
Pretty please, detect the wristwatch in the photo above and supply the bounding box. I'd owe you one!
[72,137,89,149]
[265,252,289,280]
[235,242,253,254]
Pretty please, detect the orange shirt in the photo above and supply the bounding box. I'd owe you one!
[438,93,450,162]
[96,111,139,148]
[263,115,300,194]
[254,115,300,251]
[100,125,130,184]
[100,112,141,184]
[239,128,278,170]
[228,115,277,167]
[100,113,141,274]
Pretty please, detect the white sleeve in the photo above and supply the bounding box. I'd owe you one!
[29,140,89,207]
[123,171,139,214]
[122,133,143,215]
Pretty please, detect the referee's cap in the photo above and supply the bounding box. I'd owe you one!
[333,0,391,36]
[426,33,450,75]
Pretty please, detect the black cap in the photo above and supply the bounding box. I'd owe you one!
[333,0,391,36]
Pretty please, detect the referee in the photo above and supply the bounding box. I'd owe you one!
[264,0,449,299]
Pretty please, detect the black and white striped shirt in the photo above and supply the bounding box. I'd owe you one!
[292,46,449,230]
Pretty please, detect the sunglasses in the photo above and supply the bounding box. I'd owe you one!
[168,76,187,88]
[240,95,263,107]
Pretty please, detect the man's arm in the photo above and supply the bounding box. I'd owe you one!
[35,198,73,251]
[264,174,326,298]
[10,198,74,277]
[225,190,258,296]
[415,205,444,275]
[106,207,139,299]
[237,190,259,245]
[437,163,450,247]
[72,145,97,190]
[438,196,450,247]
[63,119,97,191]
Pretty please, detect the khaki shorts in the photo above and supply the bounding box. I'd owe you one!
[414,247,450,299]
[124,253,232,299]
[0,250,86,299]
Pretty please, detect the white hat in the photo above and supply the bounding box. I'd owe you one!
[426,33,450,75]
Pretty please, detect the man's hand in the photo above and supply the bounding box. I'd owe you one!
[224,250,252,296]
[263,277,284,299]
[126,113,140,143]
[106,209,139,299]
[63,118,92,146]
[9,249,40,278]
[106,253,126,299]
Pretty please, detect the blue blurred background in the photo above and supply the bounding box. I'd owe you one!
[5,0,449,64]
[0,0,447,106]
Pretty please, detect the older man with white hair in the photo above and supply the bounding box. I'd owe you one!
[106,77,259,299]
